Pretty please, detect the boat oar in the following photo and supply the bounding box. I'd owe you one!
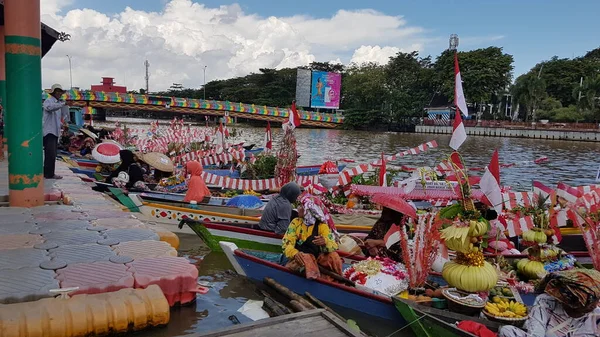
[317,266,355,287]
[264,277,316,310]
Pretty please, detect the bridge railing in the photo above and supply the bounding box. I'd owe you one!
[42,90,344,124]
[423,118,599,131]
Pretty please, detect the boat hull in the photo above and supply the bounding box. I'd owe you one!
[220,242,405,327]
[183,221,282,253]
[131,194,261,226]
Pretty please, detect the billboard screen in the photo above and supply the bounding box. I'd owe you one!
[295,68,312,108]
[310,71,341,109]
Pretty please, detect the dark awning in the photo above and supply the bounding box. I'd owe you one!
[0,4,66,57]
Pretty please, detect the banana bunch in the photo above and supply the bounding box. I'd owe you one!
[441,225,471,253]
[522,229,547,244]
[516,259,547,279]
[468,220,488,237]
[442,261,498,292]
[485,300,527,318]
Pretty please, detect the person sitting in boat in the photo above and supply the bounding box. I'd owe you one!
[258,182,301,234]
[362,207,409,261]
[105,150,147,190]
[499,268,600,337]
[282,193,342,281]
[183,161,210,203]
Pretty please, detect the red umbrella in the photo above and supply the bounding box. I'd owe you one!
[371,193,417,219]
[92,142,122,164]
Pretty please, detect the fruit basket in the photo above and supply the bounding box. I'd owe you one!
[483,300,528,327]
[442,288,486,316]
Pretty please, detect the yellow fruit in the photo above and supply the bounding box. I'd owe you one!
[517,259,547,279]
[468,220,488,237]
[442,261,498,292]
[492,296,501,303]
[522,229,547,244]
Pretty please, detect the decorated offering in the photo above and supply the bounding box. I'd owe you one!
[343,257,409,297]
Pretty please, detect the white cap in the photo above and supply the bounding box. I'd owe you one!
[190,200,197,205]
[51,83,64,92]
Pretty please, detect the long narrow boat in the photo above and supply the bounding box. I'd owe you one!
[219,241,407,329]
[392,297,501,337]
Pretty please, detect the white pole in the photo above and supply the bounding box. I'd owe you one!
[66,55,73,89]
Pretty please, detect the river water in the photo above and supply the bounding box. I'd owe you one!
[100,118,600,336]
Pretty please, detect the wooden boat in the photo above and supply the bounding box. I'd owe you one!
[197,309,363,337]
[179,219,283,252]
[219,241,407,329]
[392,297,501,337]
[130,193,263,226]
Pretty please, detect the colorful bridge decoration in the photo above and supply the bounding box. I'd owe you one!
[43,90,344,128]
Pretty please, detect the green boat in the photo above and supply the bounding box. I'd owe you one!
[392,297,501,337]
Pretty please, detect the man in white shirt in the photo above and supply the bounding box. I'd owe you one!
[42,84,69,179]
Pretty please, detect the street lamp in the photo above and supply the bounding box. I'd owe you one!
[66,55,73,89]
[203,65,207,100]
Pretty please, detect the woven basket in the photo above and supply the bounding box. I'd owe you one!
[442,288,485,316]
[482,310,527,328]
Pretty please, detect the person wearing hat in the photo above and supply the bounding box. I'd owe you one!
[43,84,70,179]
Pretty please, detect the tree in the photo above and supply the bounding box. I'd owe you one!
[433,47,514,106]
[341,63,389,129]
[385,51,435,122]
[576,74,600,121]
[511,73,547,121]
[309,61,344,73]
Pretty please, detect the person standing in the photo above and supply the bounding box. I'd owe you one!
[43,84,69,179]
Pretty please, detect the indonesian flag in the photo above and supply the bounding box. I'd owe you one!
[449,108,467,150]
[533,181,553,200]
[288,100,301,129]
[264,122,273,152]
[454,53,469,117]
[379,152,387,187]
[556,182,581,203]
[384,223,401,249]
[480,150,503,214]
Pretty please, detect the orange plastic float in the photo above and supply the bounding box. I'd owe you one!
[0,285,169,337]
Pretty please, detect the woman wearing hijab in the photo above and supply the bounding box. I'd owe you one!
[282,193,341,280]
[499,268,600,337]
[258,182,301,234]
[183,161,210,203]
[362,207,406,261]
[105,150,145,189]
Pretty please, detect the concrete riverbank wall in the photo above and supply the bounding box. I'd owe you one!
[416,125,600,142]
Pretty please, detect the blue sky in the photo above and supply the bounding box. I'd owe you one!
[42,0,599,90]
[62,0,600,77]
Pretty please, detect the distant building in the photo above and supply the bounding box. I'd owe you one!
[91,77,127,93]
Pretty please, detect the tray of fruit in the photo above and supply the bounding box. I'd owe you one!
[489,286,515,300]
[483,300,528,326]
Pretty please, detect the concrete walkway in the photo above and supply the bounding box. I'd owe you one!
[0,159,186,307]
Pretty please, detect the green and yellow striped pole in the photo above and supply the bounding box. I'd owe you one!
[5,0,44,206]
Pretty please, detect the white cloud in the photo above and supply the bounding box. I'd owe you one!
[40,0,431,91]
[349,44,423,65]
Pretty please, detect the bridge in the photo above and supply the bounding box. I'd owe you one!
[43,90,344,128]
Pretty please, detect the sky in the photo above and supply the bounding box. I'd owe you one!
[40,0,600,92]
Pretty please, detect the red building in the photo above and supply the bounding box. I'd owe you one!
[91,77,127,93]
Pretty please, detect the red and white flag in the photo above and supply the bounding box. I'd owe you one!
[533,181,553,200]
[480,150,503,214]
[264,122,272,152]
[449,110,467,150]
[506,216,535,237]
[215,122,225,154]
[454,53,469,117]
[384,223,401,249]
[556,182,581,204]
[288,101,301,129]
[379,152,387,187]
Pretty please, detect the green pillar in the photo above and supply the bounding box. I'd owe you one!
[0,26,6,158]
[5,0,44,207]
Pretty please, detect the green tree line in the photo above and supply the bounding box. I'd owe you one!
[144,46,600,129]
